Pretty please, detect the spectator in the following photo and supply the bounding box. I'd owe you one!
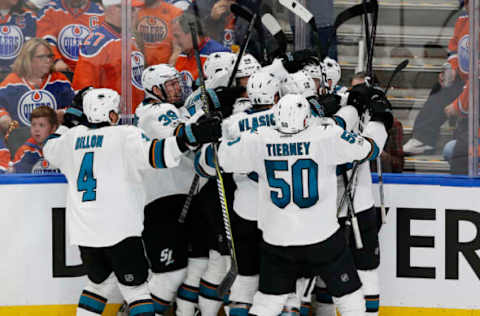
[403,3,468,156]
[12,105,59,173]
[136,0,183,66]
[35,0,105,76]
[0,38,74,128]
[0,0,37,82]
[0,136,11,174]
[0,108,13,136]
[23,0,52,13]
[172,11,230,85]
[73,0,145,113]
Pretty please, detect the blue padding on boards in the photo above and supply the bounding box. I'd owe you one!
[0,173,67,185]
[371,173,480,187]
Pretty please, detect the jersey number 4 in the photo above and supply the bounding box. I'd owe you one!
[265,159,318,209]
[77,152,97,202]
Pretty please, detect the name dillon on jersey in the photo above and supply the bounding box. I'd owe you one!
[266,142,311,157]
[75,135,104,150]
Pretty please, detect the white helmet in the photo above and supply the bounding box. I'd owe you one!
[274,94,311,134]
[323,57,341,92]
[247,71,281,106]
[235,54,261,78]
[83,88,120,124]
[203,52,237,80]
[280,70,317,99]
[141,64,189,106]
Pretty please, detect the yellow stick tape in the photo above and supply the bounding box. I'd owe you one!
[0,304,121,316]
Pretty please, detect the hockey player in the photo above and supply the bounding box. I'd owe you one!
[35,0,105,73]
[0,0,37,81]
[135,64,204,315]
[72,0,145,112]
[136,0,183,66]
[215,93,391,316]
[43,88,221,316]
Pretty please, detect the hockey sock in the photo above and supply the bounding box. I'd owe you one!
[77,290,107,315]
[314,286,335,316]
[332,289,364,316]
[176,258,208,316]
[149,269,187,314]
[279,293,300,316]
[77,273,116,315]
[358,269,380,316]
[299,301,311,316]
[229,275,259,316]
[249,291,289,316]
[198,251,228,316]
[118,282,154,316]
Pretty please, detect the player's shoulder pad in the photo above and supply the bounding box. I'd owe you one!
[79,25,118,57]
[201,39,230,55]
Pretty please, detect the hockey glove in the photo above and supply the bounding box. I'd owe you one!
[212,86,247,118]
[176,116,222,151]
[317,94,341,117]
[346,83,370,116]
[369,88,394,130]
[281,49,320,73]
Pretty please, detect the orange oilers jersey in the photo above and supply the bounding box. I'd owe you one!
[137,2,183,66]
[174,37,229,87]
[73,23,145,113]
[448,13,469,82]
[36,0,104,72]
[0,137,10,174]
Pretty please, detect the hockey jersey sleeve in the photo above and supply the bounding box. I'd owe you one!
[43,132,69,171]
[218,132,260,174]
[0,137,10,173]
[123,126,184,170]
[322,124,380,165]
[447,15,464,72]
[135,103,181,139]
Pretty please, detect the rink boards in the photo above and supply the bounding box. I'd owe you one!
[1,173,480,315]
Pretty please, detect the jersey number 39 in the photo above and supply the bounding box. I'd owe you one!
[265,159,318,209]
[77,152,97,202]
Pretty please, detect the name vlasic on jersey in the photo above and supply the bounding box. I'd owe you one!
[73,23,145,112]
[0,11,36,72]
[0,72,74,127]
[36,0,104,72]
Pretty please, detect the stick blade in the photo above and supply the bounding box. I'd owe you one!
[395,59,409,73]
[278,0,313,24]
[216,269,237,298]
[261,13,282,36]
[231,2,254,21]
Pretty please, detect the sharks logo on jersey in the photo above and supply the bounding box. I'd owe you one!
[58,24,91,61]
[131,51,145,90]
[137,16,168,44]
[0,25,24,60]
[18,90,57,126]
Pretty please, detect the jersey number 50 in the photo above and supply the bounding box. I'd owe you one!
[77,152,97,202]
[265,159,318,209]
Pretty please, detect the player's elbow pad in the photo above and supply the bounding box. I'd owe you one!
[194,145,216,178]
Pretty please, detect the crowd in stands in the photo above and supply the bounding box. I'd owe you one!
[0,0,476,175]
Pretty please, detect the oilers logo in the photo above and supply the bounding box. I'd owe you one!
[458,34,470,75]
[137,16,168,44]
[131,51,145,90]
[32,158,60,174]
[18,90,57,126]
[58,24,91,61]
[223,28,234,47]
[0,25,24,60]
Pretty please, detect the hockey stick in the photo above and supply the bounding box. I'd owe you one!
[278,0,324,59]
[187,22,240,298]
[227,4,259,87]
[261,13,288,58]
[230,3,270,64]
[370,58,409,225]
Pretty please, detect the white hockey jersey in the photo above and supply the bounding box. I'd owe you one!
[43,124,184,247]
[135,101,203,204]
[218,121,382,246]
